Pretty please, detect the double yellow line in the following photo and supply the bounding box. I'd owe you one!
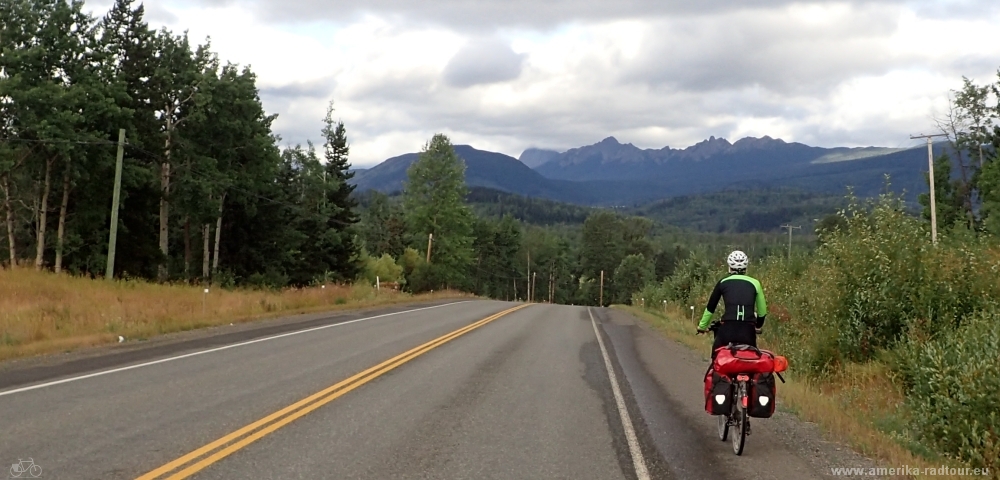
[138,303,530,480]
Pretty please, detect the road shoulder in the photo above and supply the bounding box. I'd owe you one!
[599,307,880,479]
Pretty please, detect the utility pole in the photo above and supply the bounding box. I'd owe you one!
[599,270,604,306]
[526,251,531,303]
[910,133,947,245]
[780,224,801,260]
[532,271,537,304]
[106,129,126,281]
[426,233,433,263]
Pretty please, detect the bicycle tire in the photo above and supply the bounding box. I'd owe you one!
[717,413,729,441]
[732,401,748,455]
[29,465,42,477]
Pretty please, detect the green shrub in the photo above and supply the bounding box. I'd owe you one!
[896,307,1000,471]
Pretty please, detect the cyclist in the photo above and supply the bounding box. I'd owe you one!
[696,250,768,357]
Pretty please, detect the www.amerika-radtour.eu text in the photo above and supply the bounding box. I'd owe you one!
[831,466,991,476]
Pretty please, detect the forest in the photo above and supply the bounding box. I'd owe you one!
[1,0,359,287]
[5,0,1000,472]
[0,0,810,295]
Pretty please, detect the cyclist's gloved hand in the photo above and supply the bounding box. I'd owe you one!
[696,328,708,335]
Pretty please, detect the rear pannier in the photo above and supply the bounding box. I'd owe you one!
[704,369,733,415]
[748,372,776,418]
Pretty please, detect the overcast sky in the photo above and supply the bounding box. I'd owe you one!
[88,0,1000,167]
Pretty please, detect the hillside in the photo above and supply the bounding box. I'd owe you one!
[352,136,947,206]
[349,145,669,205]
[629,188,845,233]
[465,186,843,234]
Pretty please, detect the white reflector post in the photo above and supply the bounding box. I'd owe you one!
[715,395,726,404]
[759,396,769,406]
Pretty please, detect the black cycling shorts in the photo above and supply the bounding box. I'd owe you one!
[711,321,757,358]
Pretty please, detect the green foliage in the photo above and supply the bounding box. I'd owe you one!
[0,0,361,287]
[917,153,963,230]
[614,254,654,305]
[466,187,593,225]
[896,308,1000,471]
[359,191,406,258]
[631,188,844,233]
[649,188,1000,469]
[403,134,475,291]
[470,216,522,300]
[360,252,404,286]
[978,151,1000,235]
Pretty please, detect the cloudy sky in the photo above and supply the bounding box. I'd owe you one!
[88,0,1000,167]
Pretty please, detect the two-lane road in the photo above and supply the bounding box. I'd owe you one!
[0,301,856,479]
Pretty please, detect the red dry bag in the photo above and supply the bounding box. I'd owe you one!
[713,345,775,376]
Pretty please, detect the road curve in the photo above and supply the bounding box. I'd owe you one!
[0,301,860,479]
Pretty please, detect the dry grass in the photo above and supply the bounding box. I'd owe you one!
[0,268,471,361]
[617,305,981,480]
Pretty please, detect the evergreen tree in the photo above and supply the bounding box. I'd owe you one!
[320,101,360,280]
[360,191,406,258]
[403,134,474,290]
[978,152,1000,236]
[581,211,625,284]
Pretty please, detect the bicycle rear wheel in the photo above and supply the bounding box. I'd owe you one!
[731,404,748,455]
[717,413,729,441]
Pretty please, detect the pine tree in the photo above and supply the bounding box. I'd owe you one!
[320,101,360,281]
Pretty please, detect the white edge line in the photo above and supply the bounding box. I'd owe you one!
[0,301,470,398]
[588,307,651,480]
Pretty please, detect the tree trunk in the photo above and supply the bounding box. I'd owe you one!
[35,157,54,271]
[212,192,225,275]
[2,175,15,267]
[202,223,210,280]
[158,114,172,282]
[184,216,191,279]
[54,159,71,273]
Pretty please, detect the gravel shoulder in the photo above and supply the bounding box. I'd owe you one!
[598,308,881,479]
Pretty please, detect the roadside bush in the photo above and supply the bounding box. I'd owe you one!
[361,253,405,286]
[896,307,1000,471]
[757,193,1000,372]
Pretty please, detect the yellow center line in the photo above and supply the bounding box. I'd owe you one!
[137,303,530,480]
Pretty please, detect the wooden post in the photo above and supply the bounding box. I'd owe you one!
[532,271,537,304]
[526,251,531,303]
[599,270,604,306]
[426,233,433,263]
[106,129,126,280]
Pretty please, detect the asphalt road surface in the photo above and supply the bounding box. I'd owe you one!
[0,301,856,479]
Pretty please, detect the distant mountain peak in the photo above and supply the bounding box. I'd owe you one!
[732,135,786,150]
[684,135,732,158]
[519,147,561,168]
[599,136,621,145]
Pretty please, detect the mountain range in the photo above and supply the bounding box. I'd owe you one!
[350,136,945,206]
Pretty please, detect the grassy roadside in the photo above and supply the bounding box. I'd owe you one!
[616,304,983,480]
[0,268,471,362]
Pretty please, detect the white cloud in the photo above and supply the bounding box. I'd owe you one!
[84,0,1000,167]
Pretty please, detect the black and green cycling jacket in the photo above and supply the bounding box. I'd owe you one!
[698,274,768,330]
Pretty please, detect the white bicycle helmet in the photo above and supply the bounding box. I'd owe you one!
[727,250,748,272]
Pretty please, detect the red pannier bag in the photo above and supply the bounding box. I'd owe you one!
[713,345,775,376]
[704,368,733,415]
